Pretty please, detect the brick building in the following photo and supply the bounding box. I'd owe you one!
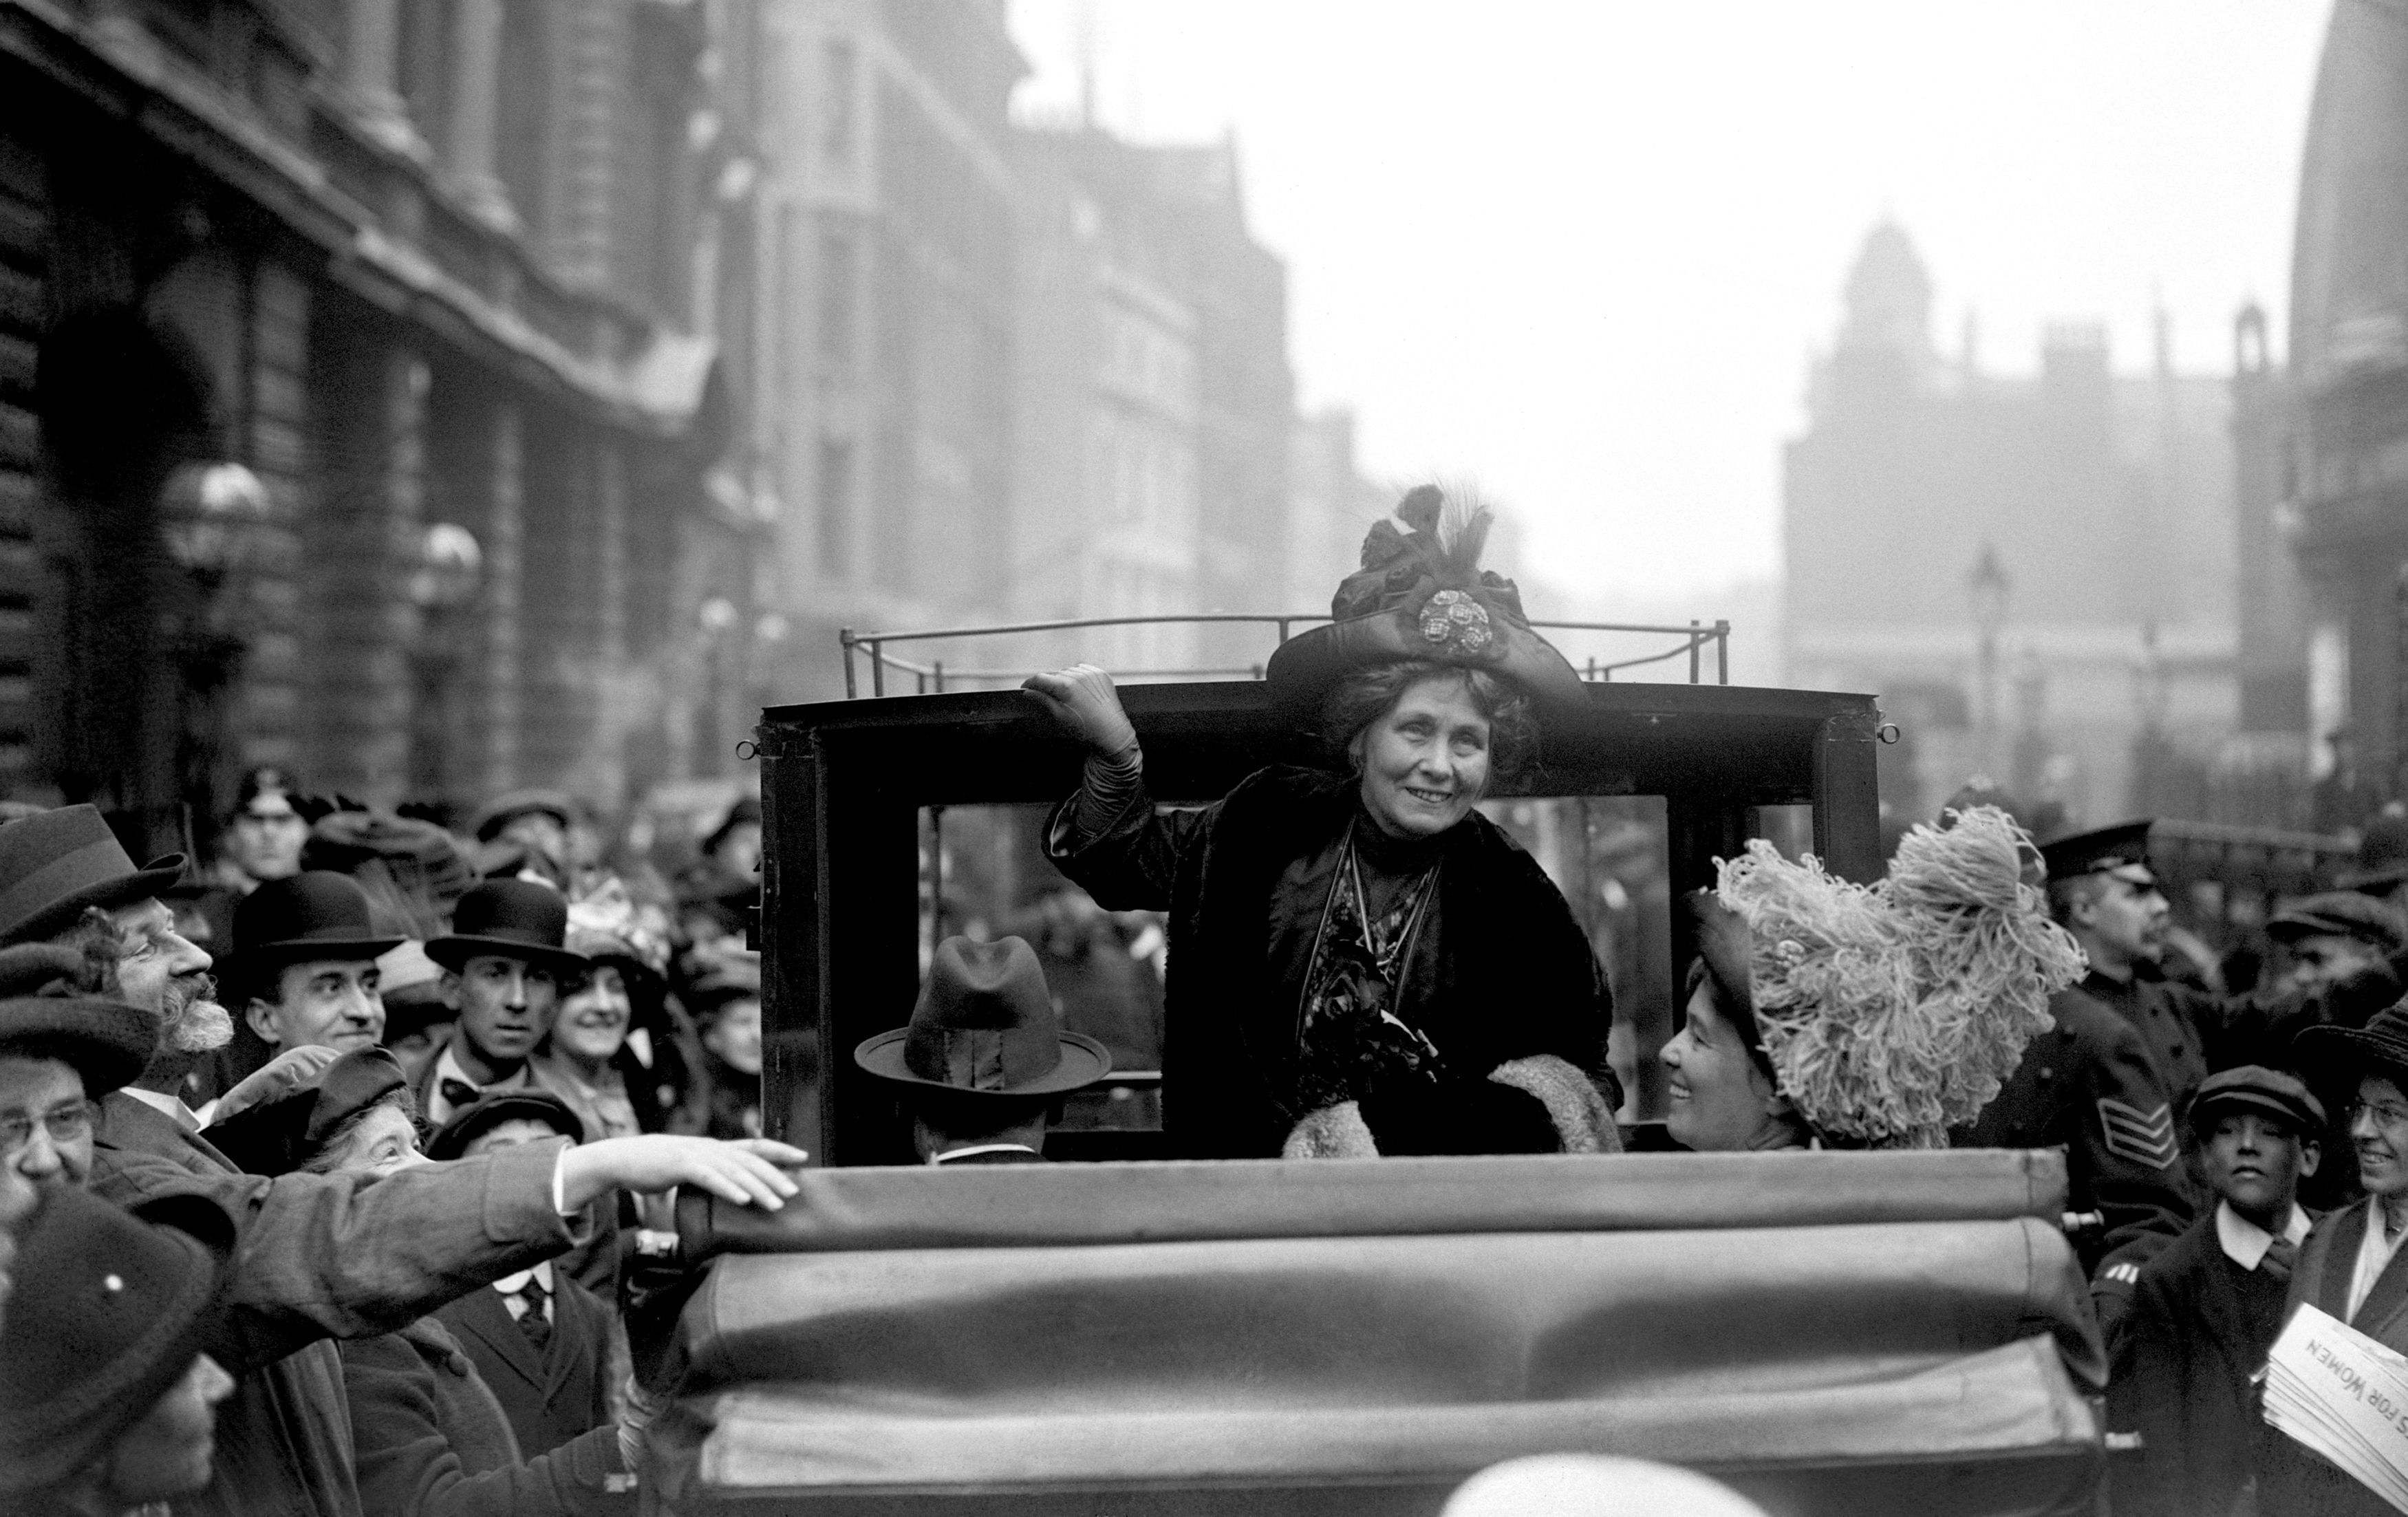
[0,0,760,856]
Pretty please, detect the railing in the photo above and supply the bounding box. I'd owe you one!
[838,614,1732,698]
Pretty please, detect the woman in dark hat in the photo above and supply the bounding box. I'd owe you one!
[0,1185,239,1516]
[2261,1004,2408,1515]
[1025,485,1618,1161]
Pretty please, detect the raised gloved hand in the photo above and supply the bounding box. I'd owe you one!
[1021,664,1139,758]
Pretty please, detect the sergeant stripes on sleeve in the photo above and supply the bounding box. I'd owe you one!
[2098,1097,2180,1170]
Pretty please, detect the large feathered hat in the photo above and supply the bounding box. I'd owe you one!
[1265,484,1587,718]
[1700,804,2085,1148]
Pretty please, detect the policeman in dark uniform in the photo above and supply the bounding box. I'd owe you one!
[1953,821,2199,1331]
[2039,823,2211,1119]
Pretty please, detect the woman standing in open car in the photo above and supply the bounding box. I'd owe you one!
[1026,486,1620,1161]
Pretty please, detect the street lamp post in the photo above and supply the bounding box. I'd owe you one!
[1966,544,2012,776]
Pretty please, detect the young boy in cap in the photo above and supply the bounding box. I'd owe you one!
[418,879,589,1126]
[2106,1065,2322,1517]
[854,936,1109,1164]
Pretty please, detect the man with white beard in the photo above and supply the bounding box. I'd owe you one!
[0,804,810,1517]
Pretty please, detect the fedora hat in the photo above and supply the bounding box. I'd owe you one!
[0,1184,235,1494]
[424,879,587,976]
[202,1046,410,1177]
[0,804,186,946]
[226,872,402,991]
[425,1087,585,1161]
[0,941,153,1096]
[854,936,1108,1099]
[1264,484,1587,723]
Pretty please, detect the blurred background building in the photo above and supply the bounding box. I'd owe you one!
[0,0,769,859]
[1783,223,2242,832]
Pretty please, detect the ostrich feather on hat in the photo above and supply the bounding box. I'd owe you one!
[1712,804,2084,1148]
[1264,484,1588,717]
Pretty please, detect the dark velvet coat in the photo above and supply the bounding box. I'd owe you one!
[433,1272,616,1461]
[2107,1207,2293,1517]
[88,1092,584,1517]
[343,1314,631,1517]
[1048,764,1614,1159]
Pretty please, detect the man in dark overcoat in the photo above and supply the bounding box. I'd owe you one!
[2107,1066,2322,1517]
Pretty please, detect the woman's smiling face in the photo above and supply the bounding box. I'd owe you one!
[556,964,633,1065]
[1352,674,1492,839]
[1661,978,1785,1151]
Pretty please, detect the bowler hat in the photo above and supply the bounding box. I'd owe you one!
[2186,1064,2327,1139]
[425,1088,584,1161]
[226,872,402,991]
[2267,891,2408,953]
[2038,820,2155,885]
[0,1184,235,1494]
[424,879,587,976]
[854,936,1108,1098]
[202,1046,411,1176]
[0,804,186,946]
[0,941,153,1096]
[1263,484,1587,723]
[2297,1000,2408,1092]
[469,788,575,844]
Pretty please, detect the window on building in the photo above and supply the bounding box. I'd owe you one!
[821,38,857,168]
[817,436,853,580]
[817,231,856,373]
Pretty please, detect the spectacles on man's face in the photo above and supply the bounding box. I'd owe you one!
[2350,1099,2408,1132]
[0,1099,94,1158]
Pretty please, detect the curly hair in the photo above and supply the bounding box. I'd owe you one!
[1318,661,1538,786]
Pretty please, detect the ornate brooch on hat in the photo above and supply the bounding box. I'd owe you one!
[1264,484,1589,716]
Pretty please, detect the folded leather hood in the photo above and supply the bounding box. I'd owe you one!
[653,1152,2100,1516]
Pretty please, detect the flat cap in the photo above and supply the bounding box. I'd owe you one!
[2268,891,2408,951]
[2187,1064,2326,1139]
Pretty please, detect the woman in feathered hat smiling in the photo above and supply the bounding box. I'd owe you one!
[1025,485,1618,1161]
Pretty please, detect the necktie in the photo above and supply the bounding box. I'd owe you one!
[440,1078,483,1113]
[512,1277,551,1350]
[2262,1235,2299,1284]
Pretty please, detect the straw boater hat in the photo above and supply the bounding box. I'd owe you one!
[1688,805,2086,1148]
[854,936,1108,1099]
[1264,484,1587,722]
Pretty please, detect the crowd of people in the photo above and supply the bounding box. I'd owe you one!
[0,776,791,1515]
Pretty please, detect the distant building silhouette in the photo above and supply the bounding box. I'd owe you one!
[2281,0,2408,819]
[1784,222,2237,828]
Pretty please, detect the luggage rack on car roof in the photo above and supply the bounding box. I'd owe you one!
[837,613,1733,698]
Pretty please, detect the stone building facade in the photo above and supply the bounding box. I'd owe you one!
[0,0,756,856]
[1783,222,2239,828]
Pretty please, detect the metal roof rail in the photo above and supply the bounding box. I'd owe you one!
[837,614,1731,698]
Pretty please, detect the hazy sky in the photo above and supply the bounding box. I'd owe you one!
[1007,1,2332,609]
